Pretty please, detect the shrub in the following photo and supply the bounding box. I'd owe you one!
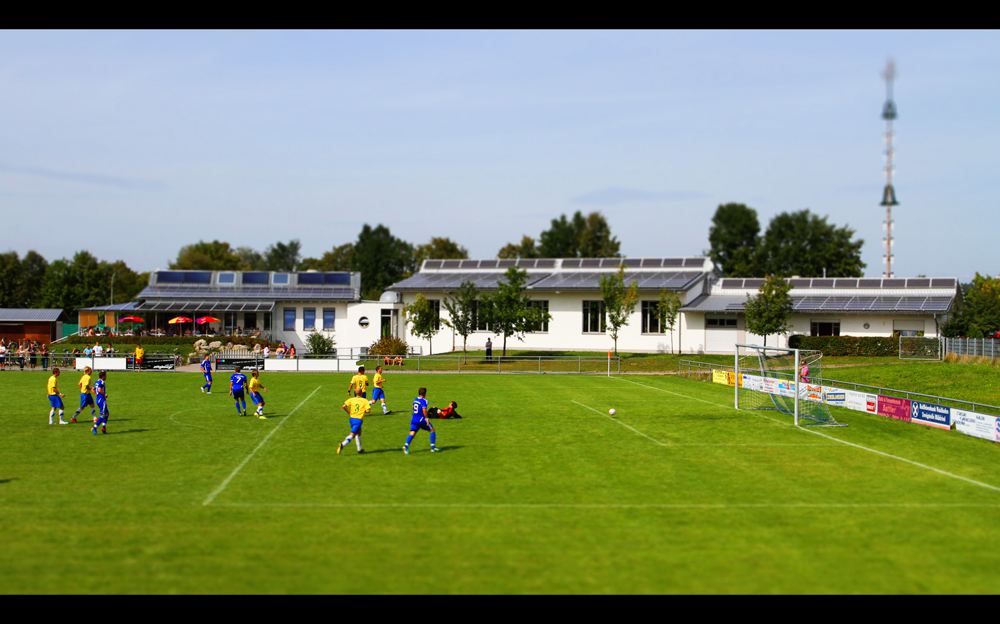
[787,335,900,356]
[305,330,336,355]
[369,335,408,357]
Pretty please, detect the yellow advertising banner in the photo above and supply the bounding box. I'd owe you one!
[712,370,729,385]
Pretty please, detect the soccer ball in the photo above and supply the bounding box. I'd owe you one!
[609,408,616,416]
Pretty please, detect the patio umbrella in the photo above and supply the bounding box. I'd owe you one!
[119,316,145,323]
[196,316,221,324]
[168,317,194,324]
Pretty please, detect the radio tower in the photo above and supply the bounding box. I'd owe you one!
[880,59,899,278]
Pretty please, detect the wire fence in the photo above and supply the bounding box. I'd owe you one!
[211,353,621,374]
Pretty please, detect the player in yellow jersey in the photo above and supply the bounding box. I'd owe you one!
[338,390,371,455]
[73,366,96,424]
[348,365,369,399]
[47,367,68,425]
[369,365,391,414]
[249,369,268,419]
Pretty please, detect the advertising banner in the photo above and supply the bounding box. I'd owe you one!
[215,356,264,371]
[910,401,952,430]
[953,409,1000,442]
[845,390,878,414]
[760,378,796,398]
[740,374,763,392]
[713,370,729,385]
[132,356,176,371]
[877,395,912,422]
[802,384,824,403]
[824,387,846,407]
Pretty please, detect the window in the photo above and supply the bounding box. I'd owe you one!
[244,313,257,330]
[810,321,840,337]
[706,316,737,328]
[323,308,336,331]
[224,312,237,333]
[582,301,606,333]
[527,300,549,332]
[428,299,441,331]
[473,300,489,331]
[263,312,271,331]
[217,273,235,284]
[303,308,315,330]
[273,273,289,285]
[642,301,663,334]
[283,308,296,331]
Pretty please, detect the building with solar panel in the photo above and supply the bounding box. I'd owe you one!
[387,259,959,355]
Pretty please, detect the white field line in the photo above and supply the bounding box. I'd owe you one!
[571,400,668,447]
[203,385,322,506]
[211,502,1000,510]
[611,376,1000,494]
[570,399,826,447]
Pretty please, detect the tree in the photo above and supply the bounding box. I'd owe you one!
[755,210,865,278]
[404,293,440,355]
[352,224,416,300]
[300,243,355,272]
[414,237,469,267]
[942,274,1000,338]
[579,211,621,258]
[708,203,761,276]
[657,289,682,354]
[497,236,539,260]
[743,275,794,346]
[235,246,266,271]
[305,330,336,355]
[171,240,243,270]
[600,265,639,355]
[481,267,550,356]
[441,280,479,359]
[263,239,302,272]
[0,251,23,308]
[18,251,49,308]
[538,212,586,257]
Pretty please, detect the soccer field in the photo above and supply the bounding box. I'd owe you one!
[2,369,1000,594]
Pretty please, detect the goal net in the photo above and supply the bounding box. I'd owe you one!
[736,344,846,427]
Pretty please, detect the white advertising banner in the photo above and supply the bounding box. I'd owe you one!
[846,390,878,414]
[953,409,1000,442]
[823,387,846,407]
[802,384,825,404]
[740,374,763,392]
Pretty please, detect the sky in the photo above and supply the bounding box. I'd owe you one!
[1,30,998,280]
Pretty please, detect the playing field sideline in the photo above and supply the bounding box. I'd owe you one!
[2,370,1000,593]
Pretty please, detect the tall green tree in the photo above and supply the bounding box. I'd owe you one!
[579,211,621,258]
[264,239,302,272]
[414,237,469,267]
[299,243,355,272]
[743,275,794,346]
[657,289,683,354]
[755,210,865,278]
[18,251,49,307]
[353,224,416,300]
[497,236,539,260]
[942,274,1000,338]
[600,265,638,355]
[404,293,440,355]
[0,251,24,308]
[235,246,266,270]
[441,281,479,359]
[480,267,550,356]
[538,212,587,257]
[171,240,243,270]
[708,203,761,276]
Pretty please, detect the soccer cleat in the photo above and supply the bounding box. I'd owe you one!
[431,448,441,453]
[337,443,343,455]
[59,420,68,425]
[403,446,409,455]
[91,427,97,435]
[257,414,267,420]
[101,426,106,434]
[206,391,212,395]
[357,449,364,454]
[71,417,77,423]
[201,387,205,393]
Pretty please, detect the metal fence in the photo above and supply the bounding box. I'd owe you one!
[210,353,621,374]
[679,359,734,381]
[942,337,1000,360]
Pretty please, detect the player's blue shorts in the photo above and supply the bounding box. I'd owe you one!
[49,395,63,409]
[232,389,245,400]
[204,373,212,383]
[349,417,364,434]
[410,417,432,432]
[80,393,94,408]
[251,391,264,405]
[372,387,385,401]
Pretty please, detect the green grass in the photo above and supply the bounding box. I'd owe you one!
[2,368,1000,593]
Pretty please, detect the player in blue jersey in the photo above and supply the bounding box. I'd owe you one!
[230,366,249,416]
[404,387,440,454]
[92,371,110,435]
[200,355,213,394]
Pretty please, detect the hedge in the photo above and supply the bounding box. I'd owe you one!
[61,335,281,349]
[787,334,899,357]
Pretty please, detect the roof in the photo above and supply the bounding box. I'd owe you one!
[77,302,142,312]
[136,270,362,305]
[0,309,67,322]
[391,257,714,292]
[683,294,953,315]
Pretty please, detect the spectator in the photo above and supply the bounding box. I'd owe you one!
[288,344,296,358]
[0,340,7,371]
[485,337,493,362]
[29,342,37,369]
[41,344,49,371]
[83,344,93,356]
[263,345,270,359]
[106,343,115,355]
[94,343,104,357]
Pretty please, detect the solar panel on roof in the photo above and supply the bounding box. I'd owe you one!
[788,279,811,288]
[683,258,703,267]
[242,272,268,284]
[640,258,661,267]
[580,259,601,268]
[497,260,515,268]
[622,258,641,267]
[562,259,582,268]
[479,260,499,269]
[423,260,442,269]
[442,260,461,269]
[725,302,746,310]
[931,278,956,288]
[720,279,743,288]
[297,273,323,285]
[906,278,930,288]
[535,259,556,268]
[516,259,535,268]
[858,279,882,288]
[833,279,859,288]
[811,279,834,288]
[882,279,906,288]
[744,279,764,289]
[662,259,684,267]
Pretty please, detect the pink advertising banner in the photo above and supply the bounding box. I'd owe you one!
[877,395,912,422]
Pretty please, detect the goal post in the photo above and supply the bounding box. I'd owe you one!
[735,344,847,427]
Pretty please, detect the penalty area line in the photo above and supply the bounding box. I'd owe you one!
[203,385,322,507]
[610,376,1000,495]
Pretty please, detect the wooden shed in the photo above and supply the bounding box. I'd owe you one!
[0,309,69,344]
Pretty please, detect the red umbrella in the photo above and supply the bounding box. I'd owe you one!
[196,316,221,324]
[119,316,145,323]
[168,317,194,324]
